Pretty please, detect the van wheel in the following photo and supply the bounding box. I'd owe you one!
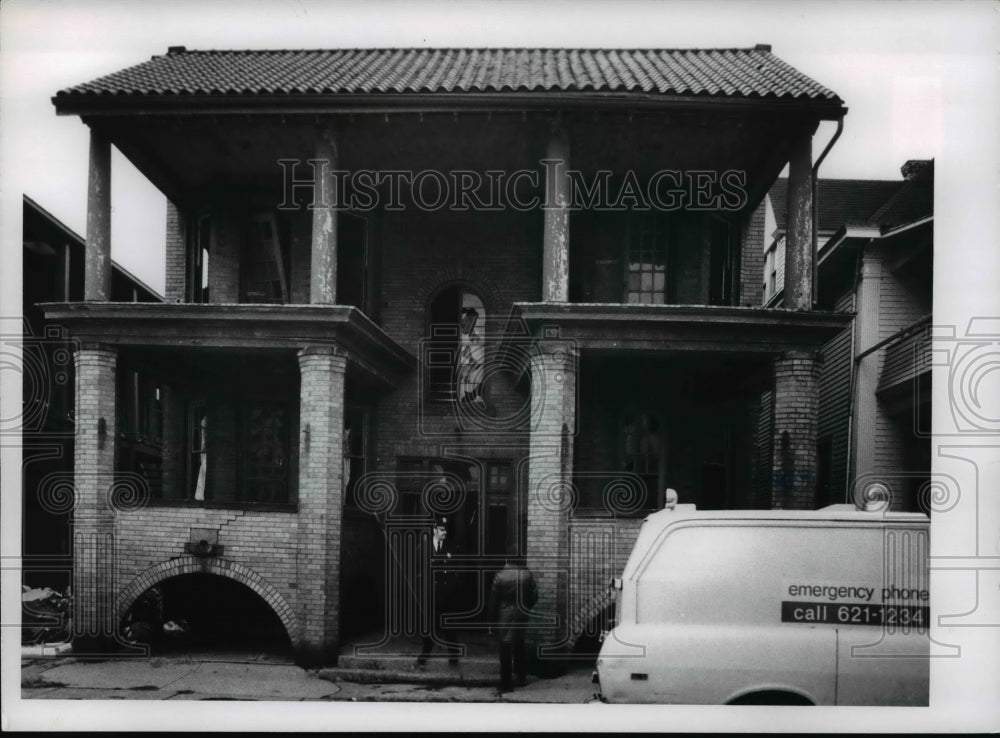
[728,691,814,706]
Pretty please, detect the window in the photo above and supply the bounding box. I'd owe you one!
[765,245,777,298]
[116,369,164,498]
[425,286,486,405]
[485,461,513,557]
[621,411,663,511]
[182,398,291,504]
[625,214,668,304]
[240,402,289,503]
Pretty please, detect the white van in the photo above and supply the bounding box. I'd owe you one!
[594,503,929,705]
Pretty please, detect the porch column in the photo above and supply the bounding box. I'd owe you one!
[310,132,338,305]
[72,344,117,652]
[526,334,577,668]
[784,131,814,311]
[84,129,112,302]
[852,252,882,487]
[771,349,821,509]
[164,200,186,303]
[542,126,570,302]
[295,345,347,665]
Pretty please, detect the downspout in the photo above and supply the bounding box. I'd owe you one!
[811,117,845,307]
[844,250,861,504]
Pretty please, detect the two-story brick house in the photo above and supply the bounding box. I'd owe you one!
[44,45,850,665]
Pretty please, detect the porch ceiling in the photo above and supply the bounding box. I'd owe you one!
[93,108,806,209]
[509,302,853,354]
[39,302,416,389]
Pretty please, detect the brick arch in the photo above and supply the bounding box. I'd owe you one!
[417,267,506,320]
[115,557,299,647]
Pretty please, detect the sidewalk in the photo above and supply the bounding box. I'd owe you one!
[20,649,599,703]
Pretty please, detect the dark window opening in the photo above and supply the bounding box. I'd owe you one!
[183,397,292,504]
[241,212,289,303]
[709,216,739,306]
[337,212,368,311]
[425,286,486,404]
[116,369,164,499]
[240,402,289,504]
[621,411,663,512]
[343,403,369,508]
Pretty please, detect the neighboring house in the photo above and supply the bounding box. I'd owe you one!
[44,45,850,665]
[21,195,161,595]
[760,161,933,511]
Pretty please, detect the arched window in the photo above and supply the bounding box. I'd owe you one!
[426,285,486,404]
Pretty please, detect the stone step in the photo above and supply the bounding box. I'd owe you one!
[318,665,500,688]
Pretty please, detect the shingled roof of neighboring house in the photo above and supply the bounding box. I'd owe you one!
[769,178,903,232]
[54,46,842,111]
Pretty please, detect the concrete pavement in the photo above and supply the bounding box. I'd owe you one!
[20,653,600,703]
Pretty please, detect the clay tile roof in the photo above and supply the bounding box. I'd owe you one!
[55,46,841,102]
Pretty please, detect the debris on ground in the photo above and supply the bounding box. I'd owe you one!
[22,585,72,645]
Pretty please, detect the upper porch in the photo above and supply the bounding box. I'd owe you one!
[55,46,846,327]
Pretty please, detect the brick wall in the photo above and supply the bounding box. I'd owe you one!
[771,350,821,509]
[740,201,766,307]
[373,207,540,473]
[209,208,241,303]
[165,201,186,302]
[568,516,643,643]
[112,507,300,633]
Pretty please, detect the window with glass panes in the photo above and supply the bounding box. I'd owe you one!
[621,411,663,510]
[626,214,669,304]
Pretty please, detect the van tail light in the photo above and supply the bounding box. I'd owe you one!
[611,577,622,591]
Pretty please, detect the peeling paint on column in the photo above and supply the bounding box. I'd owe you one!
[543,128,570,302]
[310,132,338,305]
[784,132,814,311]
[85,130,112,302]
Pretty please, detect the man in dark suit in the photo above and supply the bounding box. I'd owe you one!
[416,516,461,666]
[488,554,538,691]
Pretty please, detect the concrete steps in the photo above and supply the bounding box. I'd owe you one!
[324,631,502,687]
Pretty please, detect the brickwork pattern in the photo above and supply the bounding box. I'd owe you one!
[165,201,186,302]
[113,508,300,642]
[771,350,821,509]
[741,200,766,307]
[296,347,347,662]
[525,346,576,653]
[567,517,643,644]
[209,208,241,303]
[373,208,540,467]
[73,346,117,640]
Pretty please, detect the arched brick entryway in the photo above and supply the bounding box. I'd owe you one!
[115,557,299,648]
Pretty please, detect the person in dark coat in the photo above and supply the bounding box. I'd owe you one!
[416,516,461,666]
[488,554,538,691]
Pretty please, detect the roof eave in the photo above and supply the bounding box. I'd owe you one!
[52,90,847,119]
